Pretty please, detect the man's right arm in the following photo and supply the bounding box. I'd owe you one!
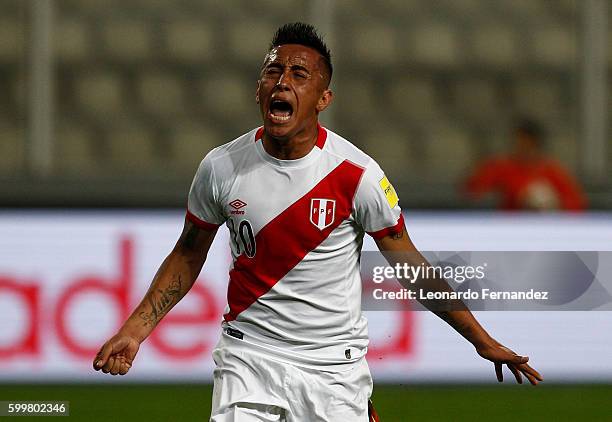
[93,218,218,375]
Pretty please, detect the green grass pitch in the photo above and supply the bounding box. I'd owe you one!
[1,384,610,421]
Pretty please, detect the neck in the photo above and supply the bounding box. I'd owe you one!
[262,123,319,160]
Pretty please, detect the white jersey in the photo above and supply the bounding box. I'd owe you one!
[187,125,403,370]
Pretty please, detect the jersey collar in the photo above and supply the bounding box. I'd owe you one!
[254,124,328,150]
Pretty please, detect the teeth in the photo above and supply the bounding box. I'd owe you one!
[270,113,291,121]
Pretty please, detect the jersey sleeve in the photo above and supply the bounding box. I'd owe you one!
[186,152,226,230]
[353,160,404,239]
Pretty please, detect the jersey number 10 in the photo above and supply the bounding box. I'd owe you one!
[229,219,256,258]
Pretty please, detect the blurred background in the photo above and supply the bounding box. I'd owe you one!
[0,0,609,208]
[1,1,611,421]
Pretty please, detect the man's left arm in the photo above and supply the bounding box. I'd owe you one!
[374,225,543,385]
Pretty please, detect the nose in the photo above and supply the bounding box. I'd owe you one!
[275,70,291,91]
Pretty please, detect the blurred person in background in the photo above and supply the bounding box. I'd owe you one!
[465,119,587,211]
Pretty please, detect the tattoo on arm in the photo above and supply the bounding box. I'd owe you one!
[139,275,182,327]
[391,230,404,240]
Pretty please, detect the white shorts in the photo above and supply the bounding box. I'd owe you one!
[210,333,373,422]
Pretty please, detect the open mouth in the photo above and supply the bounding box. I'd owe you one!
[268,99,293,122]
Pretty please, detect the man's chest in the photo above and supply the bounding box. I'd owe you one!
[219,161,363,256]
[220,164,336,232]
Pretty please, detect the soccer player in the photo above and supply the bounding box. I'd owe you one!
[94,23,542,421]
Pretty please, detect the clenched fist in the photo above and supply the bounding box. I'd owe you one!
[93,334,140,376]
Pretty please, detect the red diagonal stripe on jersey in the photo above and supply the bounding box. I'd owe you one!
[224,159,365,321]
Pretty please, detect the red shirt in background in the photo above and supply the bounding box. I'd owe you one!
[466,156,587,211]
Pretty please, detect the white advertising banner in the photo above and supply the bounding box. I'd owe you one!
[0,211,611,382]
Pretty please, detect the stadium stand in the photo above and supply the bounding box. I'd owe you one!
[0,0,599,208]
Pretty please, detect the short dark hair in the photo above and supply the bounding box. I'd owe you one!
[516,118,546,147]
[269,22,333,82]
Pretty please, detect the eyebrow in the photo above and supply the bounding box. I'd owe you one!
[265,61,312,74]
[290,64,310,73]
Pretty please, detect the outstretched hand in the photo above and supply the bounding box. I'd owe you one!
[476,340,543,385]
[93,334,140,376]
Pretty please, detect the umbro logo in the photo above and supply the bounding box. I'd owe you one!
[230,199,247,215]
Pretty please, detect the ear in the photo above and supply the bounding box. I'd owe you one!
[255,80,261,104]
[316,89,333,113]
